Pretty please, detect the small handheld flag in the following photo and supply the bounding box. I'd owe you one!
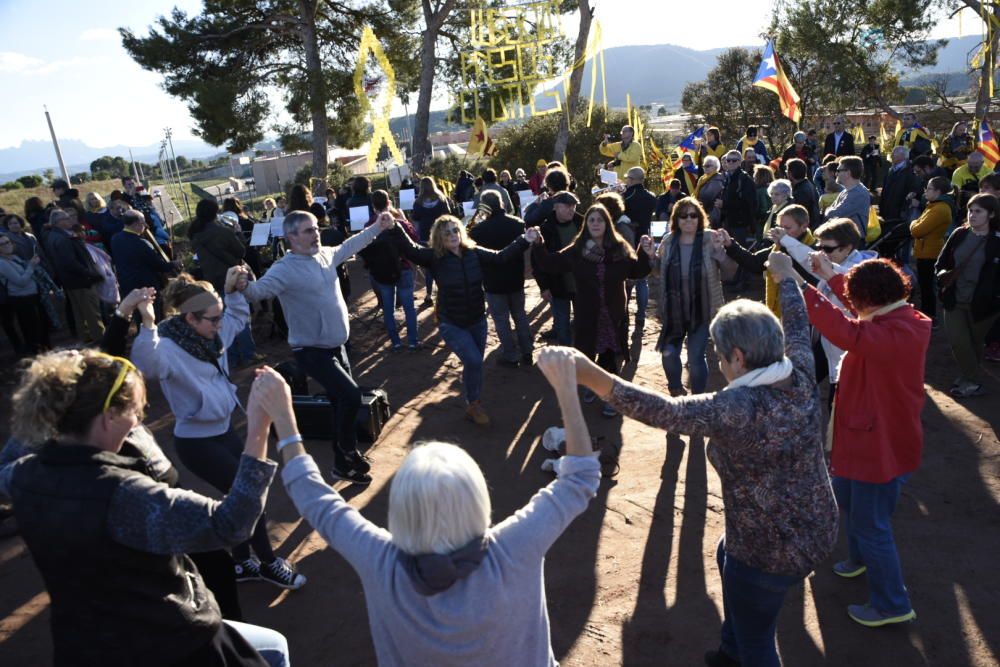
[978,119,1000,169]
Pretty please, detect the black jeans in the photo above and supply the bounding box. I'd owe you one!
[10,294,50,353]
[916,258,936,319]
[294,346,361,467]
[174,427,275,564]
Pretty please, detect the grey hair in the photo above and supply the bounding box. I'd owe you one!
[794,131,807,142]
[968,151,985,163]
[767,179,792,199]
[724,149,743,161]
[709,299,785,370]
[703,155,721,171]
[282,210,315,237]
[892,145,909,159]
[388,441,491,555]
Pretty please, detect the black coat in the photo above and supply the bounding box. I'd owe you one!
[532,213,584,299]
[823,132,856,157]
[935,226,1000,322]
[111,230,175,295]
[792,179,821,228]
[44,227,100,289]
[468,211,526,294]
[721,169,758,230]
[880,163,920,225]
[409,199,450,242]
[399,236,530,327]
[623,184,657,240]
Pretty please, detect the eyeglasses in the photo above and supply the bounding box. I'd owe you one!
[94,353,138,414]
[196,313,224,325]
[819,243,843,253]
[442,227,461,236]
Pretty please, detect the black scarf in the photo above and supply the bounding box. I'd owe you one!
[158,316,223,364]
[397,535,489,596]
[662,231,704,340]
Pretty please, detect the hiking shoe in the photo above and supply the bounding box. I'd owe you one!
[847,603,916,627]
[704,648,741,667]
[465,401,491,426]
[260,557,307,590]
[582,388,597,403]
[521,353,534,367]
[668,387,688,397]
[391,342,404,351]
[235,557,262,582]
[330,463,373,486]
[601,402,619,418]
[833,560,867,578]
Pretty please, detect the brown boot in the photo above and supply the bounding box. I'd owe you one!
[465,400,490,426]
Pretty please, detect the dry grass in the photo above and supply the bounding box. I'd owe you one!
[0,179,127,216]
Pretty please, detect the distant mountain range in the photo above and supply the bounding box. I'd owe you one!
[1,35,983,179]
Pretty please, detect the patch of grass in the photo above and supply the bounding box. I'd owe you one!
[0,179,126,215]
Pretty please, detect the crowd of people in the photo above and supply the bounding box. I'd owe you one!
[0,112,996,666]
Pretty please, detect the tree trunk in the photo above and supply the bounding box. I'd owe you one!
[974,14,1000,120]
[412,0,457,172]
[553,1,593,160]
[299,0,329,182]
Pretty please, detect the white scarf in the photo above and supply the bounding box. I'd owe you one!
[858,299,908,321]
[723,357,794,391]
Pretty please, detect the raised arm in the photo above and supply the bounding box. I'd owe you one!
[723,234,769,273]
[531,240,574,273]
[105,368,285,554]
[331,216,384,266]
[475,236,530,266]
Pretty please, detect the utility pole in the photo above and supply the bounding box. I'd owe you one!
[44,106,70,184]
[165,127,192,218]
[129,148,141,183]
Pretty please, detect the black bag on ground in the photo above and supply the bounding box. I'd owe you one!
[289,389,391,444]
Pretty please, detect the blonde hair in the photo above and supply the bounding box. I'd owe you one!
[85,191,107,212]
[388,442,491,555]
[11,350,143,445]
[429,215,476,258]
[162,273,219,316]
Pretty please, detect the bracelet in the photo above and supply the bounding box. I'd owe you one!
[276,434,304,451]
[114,308,130,321]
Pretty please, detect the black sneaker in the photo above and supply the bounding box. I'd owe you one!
[330,462,373,486]
[260,557,307,590]
[235,557,262,582]
[498,358,520,368]
[540,328,558,341]
[344,449,372,474]
[704,648,741,667]
[521,353,534,367]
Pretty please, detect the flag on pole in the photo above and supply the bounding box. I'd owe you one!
[752,40,801,124]
[978,119,1000,168]
[679,126,705,151]
[468,116,498,157]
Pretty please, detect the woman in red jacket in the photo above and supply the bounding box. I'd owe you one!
[802,255,931,628]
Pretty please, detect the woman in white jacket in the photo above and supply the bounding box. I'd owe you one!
[768,217,876,405]
[131,268,306,591]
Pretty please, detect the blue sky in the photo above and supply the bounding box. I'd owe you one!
[0,0,970,151]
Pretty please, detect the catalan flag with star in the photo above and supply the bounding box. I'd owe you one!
[468,116,499,157]
[752,40,801,124]
[978,119,1000,169]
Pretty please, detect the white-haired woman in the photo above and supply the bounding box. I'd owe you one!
[565,253,838,667]
[762,178,793,237]
[275,347,600,666]
[694,155,726,227]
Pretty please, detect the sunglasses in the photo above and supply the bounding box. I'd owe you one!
[819,244,843,253]
[677,213,700,219]
[724,158,740,163]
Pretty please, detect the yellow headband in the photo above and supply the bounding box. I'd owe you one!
[93,352,138,413]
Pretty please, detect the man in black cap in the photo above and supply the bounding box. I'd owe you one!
[531,191,582,346]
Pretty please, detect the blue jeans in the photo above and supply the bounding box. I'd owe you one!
[717,538,801,667]
[661,323,710,393]
[627,279,649,322]
[225,620,290,667]
[227,323,256,366]
[421,268,434,300]
[438,317,488,403]
[550,297,573,345]
[832,474,913,615]
[486,291,533,361]
[373,270,418,346]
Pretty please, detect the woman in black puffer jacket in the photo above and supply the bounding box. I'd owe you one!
[398,215,528,426]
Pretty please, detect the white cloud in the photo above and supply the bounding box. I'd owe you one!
[0,52,44,73]
[79,28,120,42]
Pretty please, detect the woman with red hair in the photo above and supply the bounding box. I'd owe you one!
[789,253,932,628]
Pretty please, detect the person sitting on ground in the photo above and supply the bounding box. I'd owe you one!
[277,346,601,667]
[802,253,930,628]
[1,349,292,666]
[566,255,838,666]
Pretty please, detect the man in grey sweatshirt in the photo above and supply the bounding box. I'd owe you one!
[824,155,872,242]
[239,210,394,485]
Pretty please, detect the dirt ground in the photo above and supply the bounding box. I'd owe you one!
[1,260,998,666]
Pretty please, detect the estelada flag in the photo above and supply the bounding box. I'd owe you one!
[468,116,498,157]
[978,119,1000,168]
[753,41,801,124]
